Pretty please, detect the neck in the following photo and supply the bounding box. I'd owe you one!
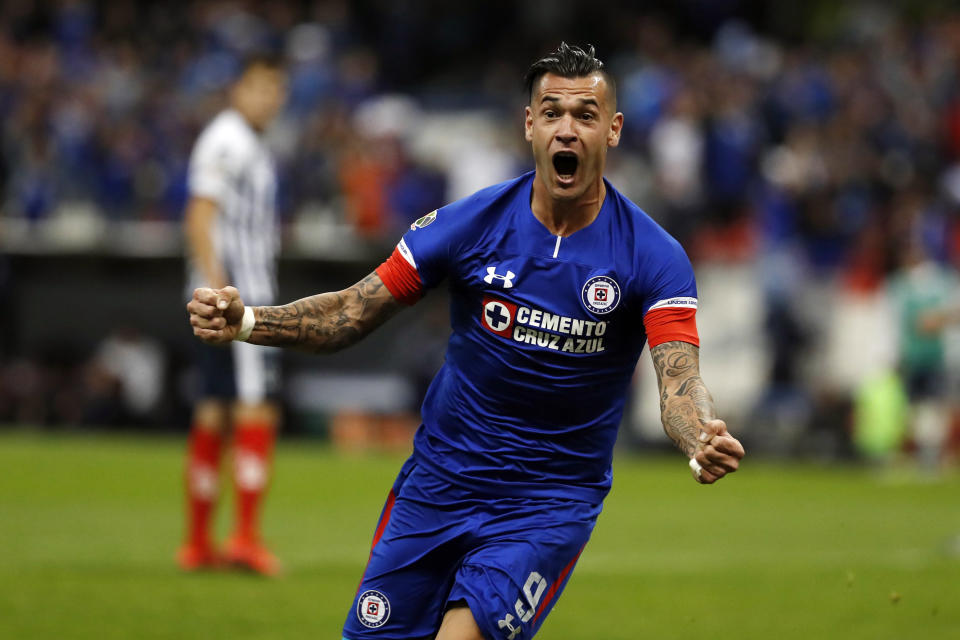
[530,174,606,236]
[232,105,263,133]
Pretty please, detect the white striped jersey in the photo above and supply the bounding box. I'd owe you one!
[186,109,279,305]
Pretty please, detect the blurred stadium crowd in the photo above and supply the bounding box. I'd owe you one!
[3,1,960,463]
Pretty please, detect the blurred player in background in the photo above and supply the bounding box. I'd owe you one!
[178,55,288,575]
[892,237,960,470]
[187,43,744,638]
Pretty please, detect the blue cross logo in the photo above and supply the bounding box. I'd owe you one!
[484,301,511,331]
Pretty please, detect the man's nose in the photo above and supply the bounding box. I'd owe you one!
[555,115,577,143]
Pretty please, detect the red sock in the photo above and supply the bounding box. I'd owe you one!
[184,427,222,548]
[232,422,276,543]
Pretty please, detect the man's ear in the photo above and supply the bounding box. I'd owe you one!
[607,112,623,148]
[524,106,534,142]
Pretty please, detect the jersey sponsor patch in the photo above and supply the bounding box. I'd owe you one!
[357,590,391,628]
[410,210,437,230]
[482,297,517,338]
[581,276,621,315]
[481,297,608,354]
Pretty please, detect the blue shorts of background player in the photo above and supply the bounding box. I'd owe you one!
[193,338,281,400]
[342,458,601,640]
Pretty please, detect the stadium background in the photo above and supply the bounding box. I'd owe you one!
[2,1,959,638]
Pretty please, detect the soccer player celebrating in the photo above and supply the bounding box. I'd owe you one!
[188,43,744,638]
[179,55,288,575]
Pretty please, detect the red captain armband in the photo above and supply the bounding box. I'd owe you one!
[376,246,424,306]
[644,306,699,348]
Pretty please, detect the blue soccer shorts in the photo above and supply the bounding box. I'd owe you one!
[194,339,280,403]
[342,458,601,640]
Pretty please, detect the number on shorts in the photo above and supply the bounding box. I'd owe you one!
[514,571,548,623]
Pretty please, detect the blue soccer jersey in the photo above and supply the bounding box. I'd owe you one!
[377,171,698,504]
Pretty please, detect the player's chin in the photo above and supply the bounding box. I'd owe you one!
[549,173,584,199]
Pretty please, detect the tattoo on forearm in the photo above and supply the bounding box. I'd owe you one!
[651,341,694,382]
[675,375,715,418]
[662,397,701,457]
[651,341,717,457]
[249,272,403,353]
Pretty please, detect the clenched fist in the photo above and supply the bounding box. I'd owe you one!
[690,419,744,484]
[187,286,247,344]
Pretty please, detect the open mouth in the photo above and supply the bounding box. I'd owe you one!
[552,151,579,179]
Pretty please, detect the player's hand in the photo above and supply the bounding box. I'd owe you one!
[187,286,245,344]
[690,419,744,484]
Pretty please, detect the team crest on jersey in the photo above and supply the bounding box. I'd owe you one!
[357,590,391,628]
[581,275,621,314]
[410,210,437,230]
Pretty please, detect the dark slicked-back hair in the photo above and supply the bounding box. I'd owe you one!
[523,42,616,106]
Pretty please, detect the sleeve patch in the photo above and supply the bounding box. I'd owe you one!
[644,307,699,348]
[376,245,424,306]
[396,238,417,269]
[647,296,698,312]
[410,210,438,230]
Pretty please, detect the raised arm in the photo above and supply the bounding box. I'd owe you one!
[187,271,405,353]
[650,340,744,484]
[250,272,402,353]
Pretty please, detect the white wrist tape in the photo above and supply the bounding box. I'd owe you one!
[689,457,703,479]
[235,306,255,342]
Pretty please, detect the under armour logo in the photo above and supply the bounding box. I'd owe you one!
[498,613,521,640]
[484,266,515,288]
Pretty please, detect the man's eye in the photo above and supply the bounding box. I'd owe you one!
[581,113,595,121]
[544,111,556,118]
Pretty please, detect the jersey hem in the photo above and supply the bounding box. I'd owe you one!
[412,449,609,504]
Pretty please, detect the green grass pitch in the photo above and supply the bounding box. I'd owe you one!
[1,429,958,639]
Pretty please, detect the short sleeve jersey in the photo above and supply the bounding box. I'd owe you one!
[186,109,279,305]
[388,172,697,503]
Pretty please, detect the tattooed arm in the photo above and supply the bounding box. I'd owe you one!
[186,272,404,353]
[249,272,402,353]
[650,341,716,457]
[650,340,744,483]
